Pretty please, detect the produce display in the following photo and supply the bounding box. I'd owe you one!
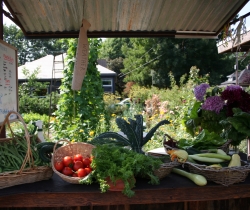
[1,126,250,193]
[164,139,250,186]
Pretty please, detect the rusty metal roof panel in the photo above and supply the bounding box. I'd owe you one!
[3,0,249,38]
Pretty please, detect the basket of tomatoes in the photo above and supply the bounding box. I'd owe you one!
[52,139,95,184]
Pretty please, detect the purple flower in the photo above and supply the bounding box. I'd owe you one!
[224,85,242,91]
[194,83,210,101]
[221,85,243,102]
[201,96,224,113]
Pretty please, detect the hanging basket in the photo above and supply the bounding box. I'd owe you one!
[0,111,53,189]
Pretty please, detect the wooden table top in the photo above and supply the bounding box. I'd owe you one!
[1,167,250,208]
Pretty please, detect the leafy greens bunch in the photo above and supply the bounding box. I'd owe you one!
[80,144,163,197]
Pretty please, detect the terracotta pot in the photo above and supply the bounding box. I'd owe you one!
[105,176,136,191]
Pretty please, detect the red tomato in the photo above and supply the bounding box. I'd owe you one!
[72,172,78,177]
[54,161,64,172]
[63,156,73,168]
[77,168,87,177]
[73,160,84,171]
[84,167,92,175]
[74,154,83,162]
[82,158,91,167]
[62,167,73,176]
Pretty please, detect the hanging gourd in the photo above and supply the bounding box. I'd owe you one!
[72,19,91,90]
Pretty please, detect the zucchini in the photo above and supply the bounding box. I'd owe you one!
[188,155,226,163]
[196,153,231,161]
[38,144,62,163]
[185,147,201,155]
[36,142,62,150]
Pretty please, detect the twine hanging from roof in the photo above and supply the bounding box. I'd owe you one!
[71,19,91,90]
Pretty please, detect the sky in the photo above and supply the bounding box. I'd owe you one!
[2,2,250,32]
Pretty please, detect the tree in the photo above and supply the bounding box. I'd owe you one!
[99,38,131,60]
[106,57,125,95]
[121,38,235,87]
[99,38,132,95]
[3,24,69,65]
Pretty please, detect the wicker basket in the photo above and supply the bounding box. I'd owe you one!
[51,139,95,184]
[186,161,250,186]
[0,111,53,189]
[153,160,180,179]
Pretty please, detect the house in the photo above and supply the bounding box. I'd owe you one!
[18,54,116,94]
[220,65,250,88]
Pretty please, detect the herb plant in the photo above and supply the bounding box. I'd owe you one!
[80,144,163,197]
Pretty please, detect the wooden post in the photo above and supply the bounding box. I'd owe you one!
[247,139,250,161]
[0,0,5,138]
[0,124,5,137]
[0,0,3,40]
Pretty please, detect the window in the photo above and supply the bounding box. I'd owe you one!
[102,79,112,86]
[102,78,113,92]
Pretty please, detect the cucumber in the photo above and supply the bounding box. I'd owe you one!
[38,144,62,163]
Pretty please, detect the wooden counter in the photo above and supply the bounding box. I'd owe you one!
[1,170,250,210]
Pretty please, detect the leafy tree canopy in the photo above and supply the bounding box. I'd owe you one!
[120,38,236,87]
[3,24,69,66]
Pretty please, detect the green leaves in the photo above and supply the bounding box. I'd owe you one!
[53,39,107,141]
[82,145,162,197]
[143,119,170,145]
[220,108,250,146]
[116,117,139,149]
[93,114,168,153]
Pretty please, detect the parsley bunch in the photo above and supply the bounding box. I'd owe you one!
[80,144,163,197]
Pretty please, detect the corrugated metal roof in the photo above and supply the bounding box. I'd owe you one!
[3,0,248,39]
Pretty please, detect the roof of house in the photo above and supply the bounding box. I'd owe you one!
[3,0,248,39]
[220,66,250,86]
[18,54,116,80]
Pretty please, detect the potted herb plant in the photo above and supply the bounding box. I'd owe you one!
[80,144,163,197]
